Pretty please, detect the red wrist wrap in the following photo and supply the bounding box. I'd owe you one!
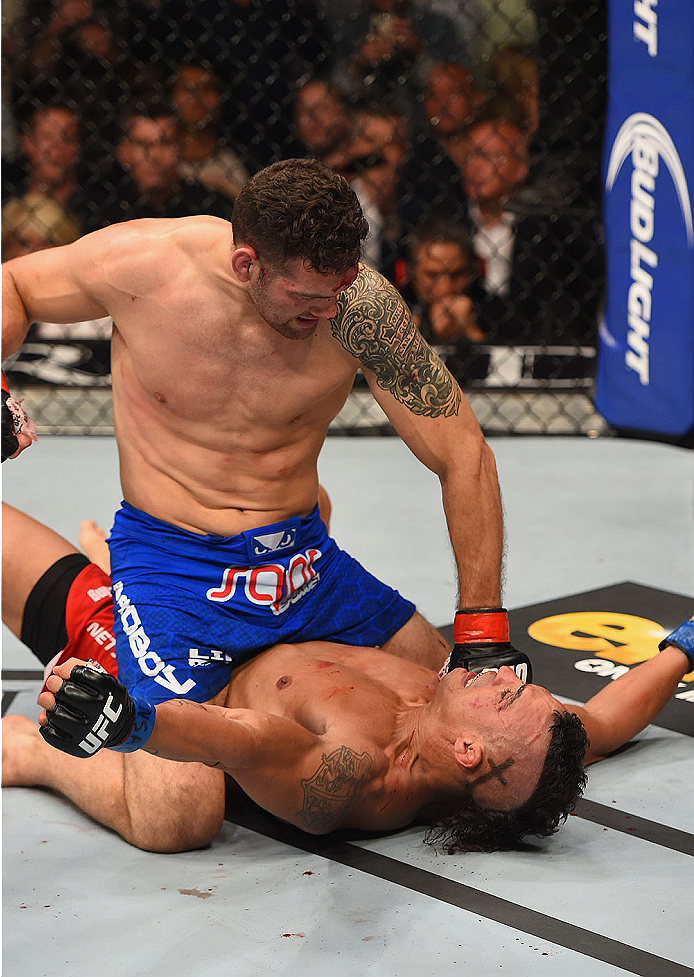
[454,608,509,644]
[1,371,9,394]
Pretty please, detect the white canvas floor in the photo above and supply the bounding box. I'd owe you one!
[3,435,693,977]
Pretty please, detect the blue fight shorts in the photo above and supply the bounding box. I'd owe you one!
[107,502,416,704]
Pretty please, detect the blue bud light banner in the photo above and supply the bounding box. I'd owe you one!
[596,2,694,435]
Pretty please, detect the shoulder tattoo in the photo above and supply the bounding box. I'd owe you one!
[298,745,373,832]
[332,265,461,417]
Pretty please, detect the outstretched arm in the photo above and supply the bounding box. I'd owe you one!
[38,659,320,771]
[38,659,375,834]
[562,628,693,764]
[332,265,503,609]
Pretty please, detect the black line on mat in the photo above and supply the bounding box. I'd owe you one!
[228,804,693,977]
[1,668,690,971]
[2,690,19,716]
[4,667,692,855]
[574,799,694,856]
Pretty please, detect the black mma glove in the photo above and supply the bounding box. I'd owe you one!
[440,607,532,683]
[40,663,156,757]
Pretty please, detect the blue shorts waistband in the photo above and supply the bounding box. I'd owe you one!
[109,501,325,564]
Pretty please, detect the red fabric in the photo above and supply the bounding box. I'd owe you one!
[1,370,9,394]
[42,564,118,693]
[454,609,509,644]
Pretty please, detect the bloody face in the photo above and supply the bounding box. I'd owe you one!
[248,259,358,340]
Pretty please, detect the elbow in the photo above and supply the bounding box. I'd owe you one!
[441,430,497,488]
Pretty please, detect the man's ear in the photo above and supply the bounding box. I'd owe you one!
[231,247,258,282]
[453,736,483,771]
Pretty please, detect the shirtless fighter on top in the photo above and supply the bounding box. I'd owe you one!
[4,158,518,852]
[4,504,693,852]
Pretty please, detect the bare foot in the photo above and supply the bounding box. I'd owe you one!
[1,715,46,787]
[79,519,110,573]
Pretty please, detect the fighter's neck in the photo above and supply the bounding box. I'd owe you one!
[392,699,457,786]
[365,700,464,831]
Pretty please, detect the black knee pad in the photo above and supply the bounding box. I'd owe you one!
[21,553,90,666]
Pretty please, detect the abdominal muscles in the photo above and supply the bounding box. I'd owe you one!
[111,340,353,535]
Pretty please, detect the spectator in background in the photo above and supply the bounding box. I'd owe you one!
[317,0,480,64]
[2,192,80,261]
[292,78,355,176]
[449,105,602,345]
[169,64,249,202]
[402,62,483,226]
[16,104,81,209]
[350,105,409,172]
[489,45,539,136]
[449,106,529,301]
[160,0,329,173]
[19,0,329,174]
[1,103,111,235]
[104,99,231,224]
[27,0,96,73]
[26,2,141,154]
[447,105,531,341]
[407,219,484,343]
[330,0,467,124]
[424,62,484,147]
[346,106,410,288]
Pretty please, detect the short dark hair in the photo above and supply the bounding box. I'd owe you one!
[424,710,588,853]
[121,95,178,138]
[410,218,473,262]
[231,158,368,274]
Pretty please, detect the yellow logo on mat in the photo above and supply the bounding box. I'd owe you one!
[527,612,668,665]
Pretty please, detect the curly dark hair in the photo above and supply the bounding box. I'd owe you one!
[424,710,588,853]
[231,158,369,274]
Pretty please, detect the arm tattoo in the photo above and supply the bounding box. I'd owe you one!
[332,266,461,417]
[298,745,373,832]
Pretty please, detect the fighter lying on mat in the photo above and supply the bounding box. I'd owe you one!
[3,504,693,853]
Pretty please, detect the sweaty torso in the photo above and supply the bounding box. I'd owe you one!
[95,217,359,534]
[223,642,439,831]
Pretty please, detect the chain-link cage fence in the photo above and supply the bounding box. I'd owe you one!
[2,0,608,435]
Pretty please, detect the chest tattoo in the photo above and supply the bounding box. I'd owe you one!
[331,266,461,417]
[298,745,373,831]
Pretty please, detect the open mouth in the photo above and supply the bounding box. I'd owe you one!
[463,669,498,687]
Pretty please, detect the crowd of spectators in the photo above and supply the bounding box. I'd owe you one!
[2,0,606,363]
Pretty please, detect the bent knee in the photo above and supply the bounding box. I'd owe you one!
[122,764,226,853]
[128,806,225,853]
